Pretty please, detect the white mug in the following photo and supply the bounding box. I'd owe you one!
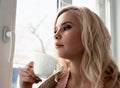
[33,53,58,79]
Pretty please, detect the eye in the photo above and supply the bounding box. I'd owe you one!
[63,24,72,31]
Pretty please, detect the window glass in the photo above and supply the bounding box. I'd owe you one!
[73,0,97,13]
[12,0,57,88]
[14,0,57,66]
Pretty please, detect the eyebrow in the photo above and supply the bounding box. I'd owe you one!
[62,21,73,26]
[55,21,73,30]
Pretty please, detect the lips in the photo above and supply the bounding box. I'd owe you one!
[55,43,64,48]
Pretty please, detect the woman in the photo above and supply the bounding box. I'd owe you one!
[20,6,120,88]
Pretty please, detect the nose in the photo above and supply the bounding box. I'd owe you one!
[54,31,61,39]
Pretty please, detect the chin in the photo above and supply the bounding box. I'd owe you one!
[58,54,69,59]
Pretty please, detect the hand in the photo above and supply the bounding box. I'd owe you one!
[19,61,41,88]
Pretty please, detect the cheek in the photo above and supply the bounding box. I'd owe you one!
[65,38,83,58]
[63,29,83,50]
[72,38,82,50]
[66,33,82,50]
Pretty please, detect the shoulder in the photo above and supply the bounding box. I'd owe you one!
[38,70,69,88]
[38,71,62,88]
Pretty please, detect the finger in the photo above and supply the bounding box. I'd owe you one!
[26,61,34,68]
[21,67,41,81]
[20,68,41,83]
[25,65,38,78]
[20,76,40,83]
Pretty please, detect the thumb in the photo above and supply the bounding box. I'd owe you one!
[26,61,34,68]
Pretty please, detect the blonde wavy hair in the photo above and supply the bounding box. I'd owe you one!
[54,6,119,88]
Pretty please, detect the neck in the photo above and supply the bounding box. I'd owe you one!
[68,59,82,86]
[67,59,92,88]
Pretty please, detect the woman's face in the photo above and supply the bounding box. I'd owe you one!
[54,10,83,60]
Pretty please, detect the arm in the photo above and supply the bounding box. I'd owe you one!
[19,61,41,88]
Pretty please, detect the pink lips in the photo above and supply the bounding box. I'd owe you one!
[55,43,64,48]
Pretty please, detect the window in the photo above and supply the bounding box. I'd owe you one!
[14,0,57,66]
[13,0,57,87]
